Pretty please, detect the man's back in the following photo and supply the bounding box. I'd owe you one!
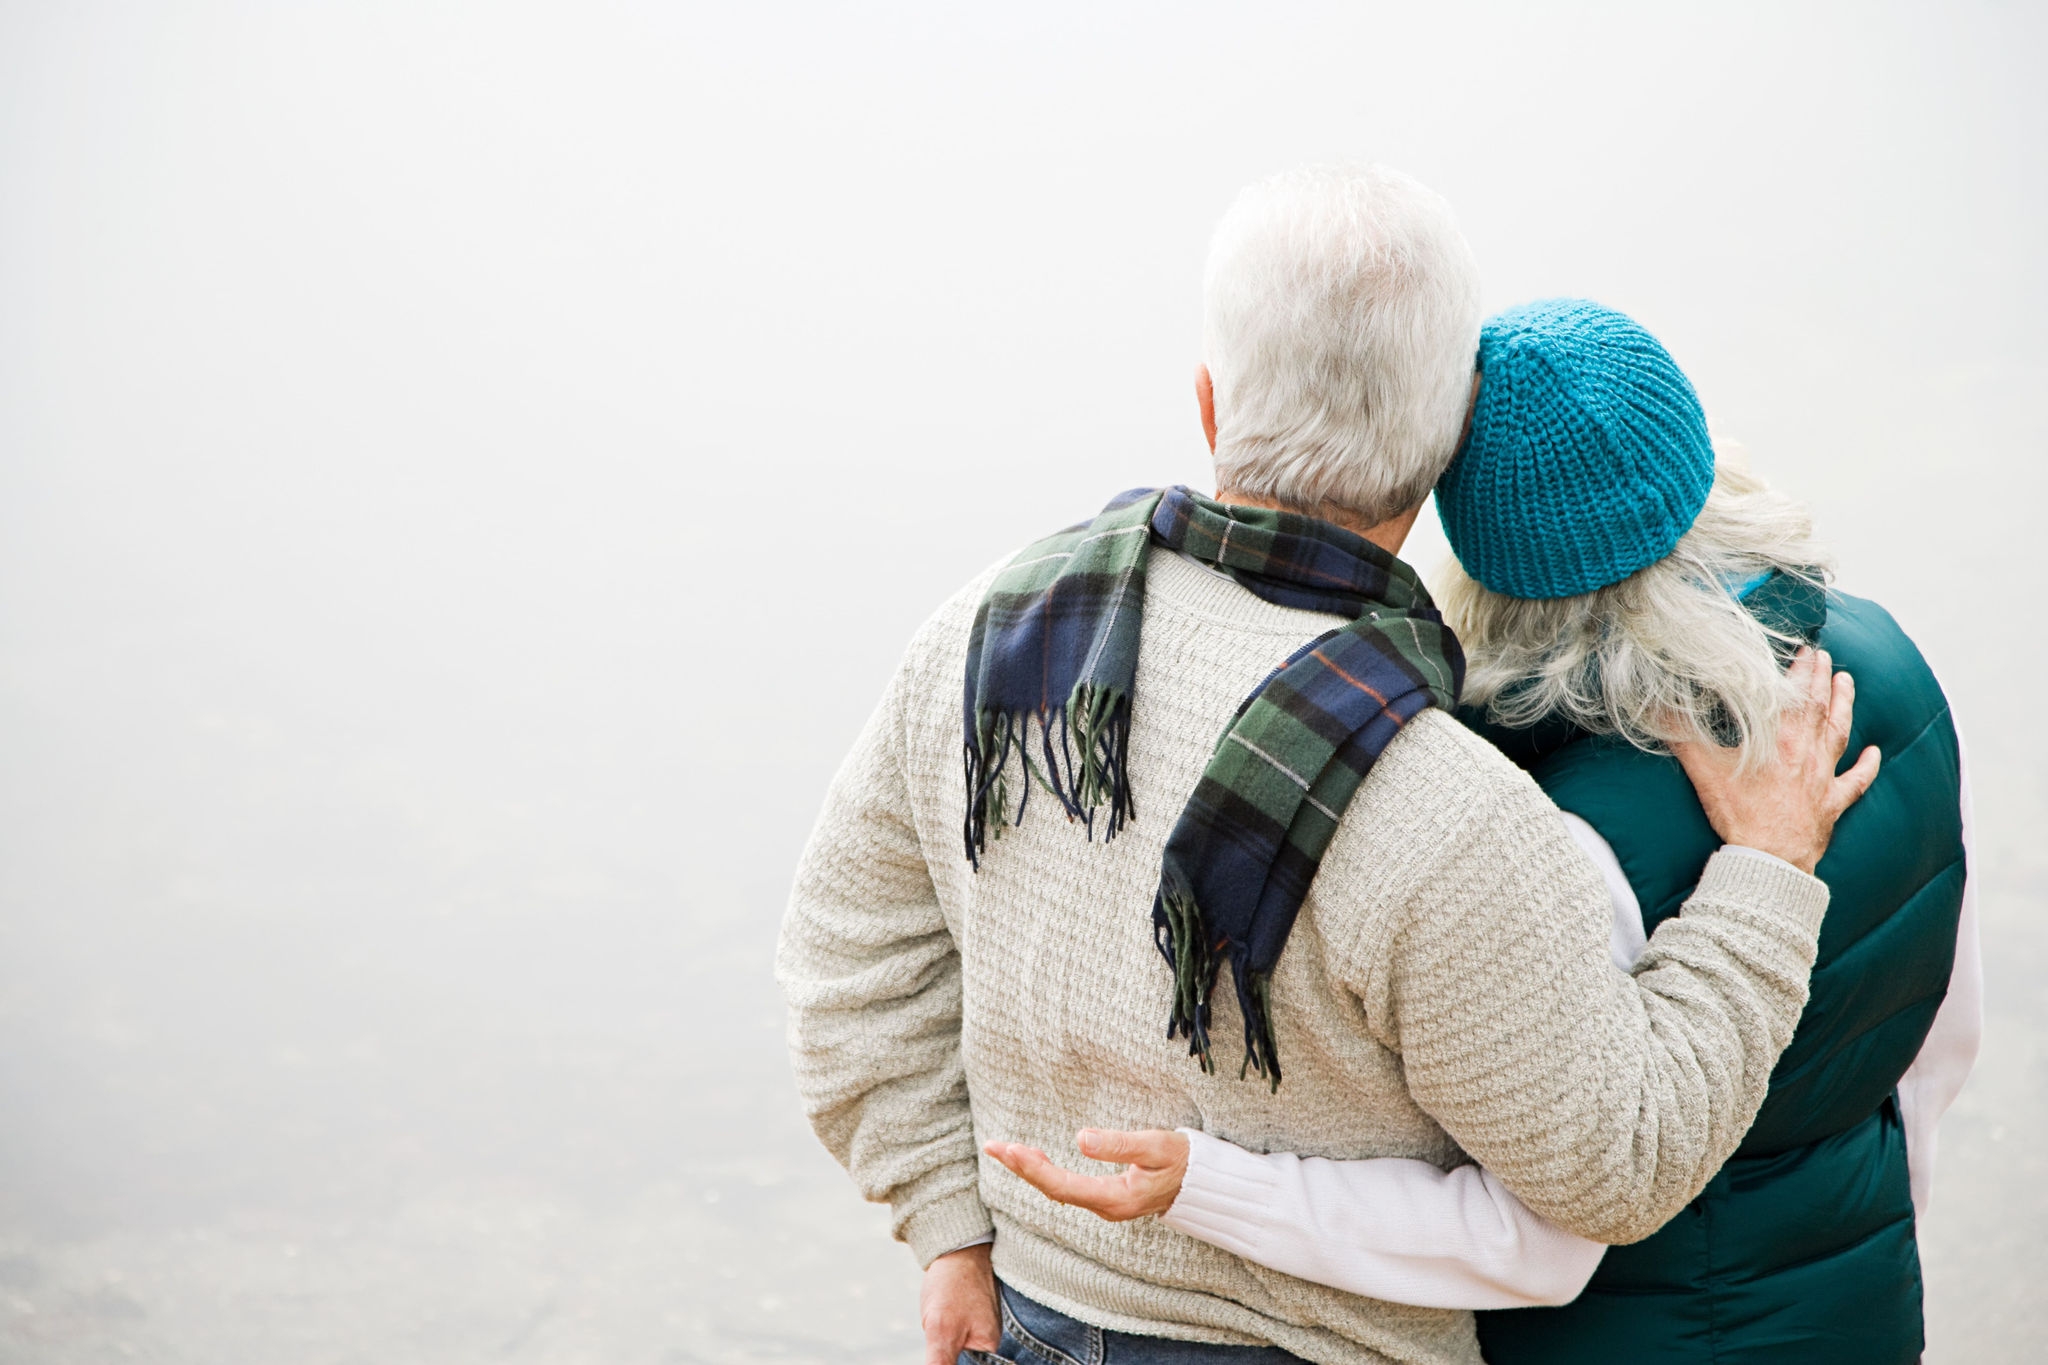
[781,548,1831,1365]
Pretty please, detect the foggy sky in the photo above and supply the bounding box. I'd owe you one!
[1,3,2041,1360]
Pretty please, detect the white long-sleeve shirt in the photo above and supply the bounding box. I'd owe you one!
[1162,734,1983,1310]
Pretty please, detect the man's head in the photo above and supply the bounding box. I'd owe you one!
[1202,165,1481,528]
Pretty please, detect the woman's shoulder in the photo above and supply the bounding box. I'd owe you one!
[1817,591,1955,754]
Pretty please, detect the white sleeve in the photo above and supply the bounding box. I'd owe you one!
[1150,814,1844,1308]
[1896,712,1983,1215]
[1150,812,1627,1310]
[1160,1129,1606,1310]
[1560,811,1646,971]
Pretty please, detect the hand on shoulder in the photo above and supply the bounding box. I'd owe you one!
[1672,647,1880,874]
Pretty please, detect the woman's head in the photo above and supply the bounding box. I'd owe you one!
[1434,300,1831,765]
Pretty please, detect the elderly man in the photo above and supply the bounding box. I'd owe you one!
[776,166,1877,1365]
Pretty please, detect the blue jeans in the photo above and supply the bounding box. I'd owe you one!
[964,1281,1312,1365]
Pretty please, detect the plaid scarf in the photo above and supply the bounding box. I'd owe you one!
[963,486,1463,1085]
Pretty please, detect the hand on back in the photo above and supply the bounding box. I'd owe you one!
[985,1129,1190,1223]
[921,1133,1190,1363]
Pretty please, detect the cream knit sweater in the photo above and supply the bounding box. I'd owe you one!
[777,550,1829,1365]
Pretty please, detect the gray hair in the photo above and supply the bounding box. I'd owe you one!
[1439,456,1832,768]
[1203,165,1482,525]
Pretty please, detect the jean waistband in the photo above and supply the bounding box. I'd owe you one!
[991,1281,1310,1365]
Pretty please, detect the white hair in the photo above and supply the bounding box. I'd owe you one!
[1440,455,1833,769]
[1202,164,1483,525]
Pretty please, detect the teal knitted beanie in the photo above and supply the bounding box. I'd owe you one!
[1436,299,1714,600]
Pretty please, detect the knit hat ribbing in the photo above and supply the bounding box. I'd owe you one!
[1436,299,1714,600]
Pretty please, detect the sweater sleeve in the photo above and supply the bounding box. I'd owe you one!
[1344,754,1829,1246]
[774,659,993,1267]
[1161,1129,1606,1309]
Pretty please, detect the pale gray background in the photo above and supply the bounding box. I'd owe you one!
[0,2,2040,1361]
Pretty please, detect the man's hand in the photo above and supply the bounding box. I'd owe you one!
[985,1129,1190,1222]
[921,1242,999,1365]
[1672,646,1880,874]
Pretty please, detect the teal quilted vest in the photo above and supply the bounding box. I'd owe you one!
[1471,586,1964,1365]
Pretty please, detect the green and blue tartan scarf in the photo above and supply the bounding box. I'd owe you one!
[963,486,1464,1085]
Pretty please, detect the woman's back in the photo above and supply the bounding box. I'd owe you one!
[1473,583,1964,1365]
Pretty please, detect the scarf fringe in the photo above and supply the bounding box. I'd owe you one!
[1233,959,1281,1091]
[1154,877,1214,1073]
[963,684,1132,867]
[963,710,1015,867]
[1154,878,1281,1089]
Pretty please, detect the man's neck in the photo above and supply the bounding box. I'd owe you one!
[1213,489,1422,557]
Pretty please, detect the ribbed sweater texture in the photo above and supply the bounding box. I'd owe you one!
[777,549,1828,1365]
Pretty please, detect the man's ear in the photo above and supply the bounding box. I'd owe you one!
[1195,364,1217,453]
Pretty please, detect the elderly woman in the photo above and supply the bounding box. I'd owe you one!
[990,300,1979,1365]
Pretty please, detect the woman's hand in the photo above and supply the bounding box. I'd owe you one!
[985,1129,1191,1222]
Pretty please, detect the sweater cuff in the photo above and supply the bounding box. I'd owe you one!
[1692,846,1830,940]
[1159,1129,1281,1260]
[1717,845,1804,875]
[899,1186,996,1269]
